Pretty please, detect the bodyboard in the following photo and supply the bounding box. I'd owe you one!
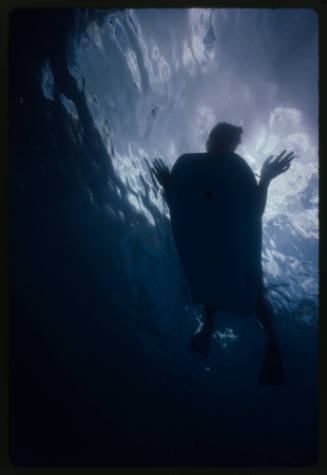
[167,152,261,316]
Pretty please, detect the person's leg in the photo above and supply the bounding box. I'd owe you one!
[256,282,284,386]
[190,305,215,357]
[256,284,275,337]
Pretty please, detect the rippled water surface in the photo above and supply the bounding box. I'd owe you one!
[61,9,319,318]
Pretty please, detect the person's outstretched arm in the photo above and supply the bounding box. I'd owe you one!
[258,150,296,216]
[152,158,172,204]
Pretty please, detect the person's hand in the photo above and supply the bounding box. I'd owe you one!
[152,158,171,190]
[260,150,296,184]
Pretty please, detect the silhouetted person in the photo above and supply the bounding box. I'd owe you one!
[152,123,295,386]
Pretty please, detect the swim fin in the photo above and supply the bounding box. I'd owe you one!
[259,338,285,386]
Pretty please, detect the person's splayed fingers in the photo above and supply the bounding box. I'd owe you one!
[260,150,296,183]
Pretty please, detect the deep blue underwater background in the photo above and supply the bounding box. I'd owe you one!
[9,8,318,466]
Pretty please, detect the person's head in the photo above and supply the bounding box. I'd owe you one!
[206,122,243,154]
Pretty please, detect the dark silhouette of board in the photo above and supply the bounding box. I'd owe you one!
[168,152,262,316]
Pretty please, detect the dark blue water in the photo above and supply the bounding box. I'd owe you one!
[9,8,318,466]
